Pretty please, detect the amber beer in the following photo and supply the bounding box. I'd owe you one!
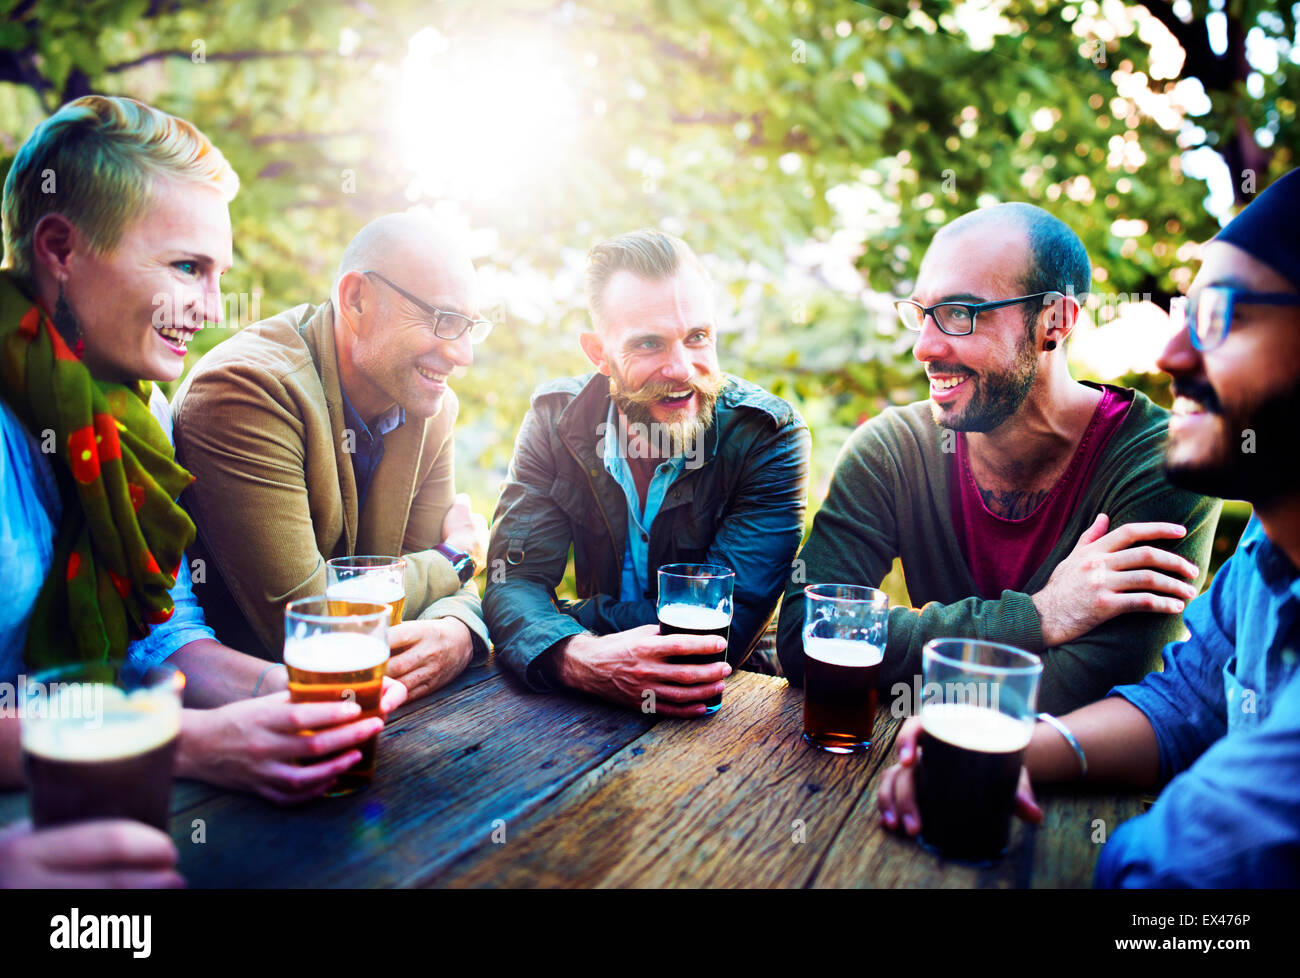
[326,555,407,627]
[326,575,406,627]
[21,667,182,830]
[284,629,389,796]
[916,702,1033,861]
[802,635,883,752]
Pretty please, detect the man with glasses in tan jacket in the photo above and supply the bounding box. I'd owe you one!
[173,213,490,701]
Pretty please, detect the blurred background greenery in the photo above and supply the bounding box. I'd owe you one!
[5,0,1292,594]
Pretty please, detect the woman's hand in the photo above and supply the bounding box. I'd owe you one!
[177,677,406,805]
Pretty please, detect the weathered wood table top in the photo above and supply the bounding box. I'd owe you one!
[0,658,1145,888]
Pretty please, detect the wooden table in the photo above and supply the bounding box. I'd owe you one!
[0,659,1146,888]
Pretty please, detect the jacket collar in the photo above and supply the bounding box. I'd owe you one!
[299,301,428,558]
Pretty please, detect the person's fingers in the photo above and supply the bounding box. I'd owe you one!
[1113,592,1187,615]
[649,662,731,685]
[265,700,363,734]
[1109,545,1201,581]
[1014,767,1043,824]
[640,681,726,704]
[892,759,921,836]
[379,676,408,713]
[31,820,178,871]
[41,868,185,890]
[1077,512,1109,547]
[647,700,710,719]
[387,621,424,653]
[896,716,924,767]
[1103,521,1188,551]
[386,645,427,679]
[259,750,364,793]
[291,718,383,760]
[877,764,901,829]
[646,634,729,658]
[1110,568,1199,601]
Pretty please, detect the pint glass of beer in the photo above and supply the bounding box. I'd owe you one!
[801,584,888,753]
[284,596,389,797]
[915,639,1042,862]
[657,563,734,714]
[326,555,407,627]
[20,662,184,831]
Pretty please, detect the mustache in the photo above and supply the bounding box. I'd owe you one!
[1171,379,1222,414]
[612,375,726,406]
[925,363,973,377]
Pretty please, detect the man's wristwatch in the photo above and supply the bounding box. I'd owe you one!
[435,543,476,585]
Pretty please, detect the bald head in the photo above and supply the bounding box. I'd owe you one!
[932,202,1091,305]
[335,212,475,295]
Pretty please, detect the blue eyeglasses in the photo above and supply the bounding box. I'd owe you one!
[1175,286,1300,351]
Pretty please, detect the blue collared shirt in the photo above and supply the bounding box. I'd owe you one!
[1095,516,1300,887]
[339,388,404,513]
[600,403,688,602]
[0,389,215,684]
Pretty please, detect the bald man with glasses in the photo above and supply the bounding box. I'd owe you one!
[777,202,1221,714]
[172,213,491,701]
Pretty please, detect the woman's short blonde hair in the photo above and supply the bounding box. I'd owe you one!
[2,95,239,278]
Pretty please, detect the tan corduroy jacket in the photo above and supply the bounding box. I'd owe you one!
[171,300,488,661]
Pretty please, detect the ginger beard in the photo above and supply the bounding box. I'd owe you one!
[608,366,728,457]
[930,324,1039,432]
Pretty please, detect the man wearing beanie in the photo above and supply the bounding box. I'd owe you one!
[878,169,1300,887]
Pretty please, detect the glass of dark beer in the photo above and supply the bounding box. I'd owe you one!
[915,639,1042,863]
[801,584,888,753]
[657,563,734,714]
[20,661,185,831]
[284,596,390,797]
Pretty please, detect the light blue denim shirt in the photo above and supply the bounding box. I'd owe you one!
[600,402,688,602]
[1096,516,1300,887]
[0,387,215,684]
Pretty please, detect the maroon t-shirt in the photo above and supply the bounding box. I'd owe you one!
[950,385,1134,599]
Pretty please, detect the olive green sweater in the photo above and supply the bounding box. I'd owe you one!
[776,387,1222,714]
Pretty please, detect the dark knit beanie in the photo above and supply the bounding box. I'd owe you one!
[1214,168,1300,289]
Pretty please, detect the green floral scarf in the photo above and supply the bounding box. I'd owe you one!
[0,272,196,669]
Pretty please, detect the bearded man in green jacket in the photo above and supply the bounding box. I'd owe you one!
[776,203,1221,714]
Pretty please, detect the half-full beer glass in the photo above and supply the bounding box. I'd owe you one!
[802,584,889,753]
[21,661,184,830]
[657,563,734,714]
[326,555,407,627]
[284,596,389,797]
[916,639,1042,862]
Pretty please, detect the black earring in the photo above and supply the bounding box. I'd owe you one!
[1044,339,1057,351]
[53,282,84,357]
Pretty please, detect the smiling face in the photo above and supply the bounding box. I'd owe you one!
[1160,241,1300,505]
[344,248,478,420]
[584,265,726,453]
[60,178,232,384]
[911,223,1045,432]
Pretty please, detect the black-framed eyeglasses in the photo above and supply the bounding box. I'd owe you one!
[894,291,1063,336]
[362,270,493,343]
[1172,285,1300,352]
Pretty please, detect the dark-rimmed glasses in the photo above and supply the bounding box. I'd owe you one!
[1172,285,1300,351]
[363,270,493,343]
[894,291,1063,336]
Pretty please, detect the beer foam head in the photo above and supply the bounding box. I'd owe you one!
[657,603,731,631]
[21,684,180,762]
[920,702,1032,753]
[325,574,405,605]
[802,635,884,668]
[284,631,390,673]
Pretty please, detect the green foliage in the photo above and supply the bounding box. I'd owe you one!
[2,0,1278,567]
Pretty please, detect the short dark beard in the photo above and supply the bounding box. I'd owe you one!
[930,327,1038,433]
[1164,377,1300,506]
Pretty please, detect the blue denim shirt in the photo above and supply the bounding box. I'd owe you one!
[0,389,215,684]
[1096,516,1300,887]
[601,402,688,602]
